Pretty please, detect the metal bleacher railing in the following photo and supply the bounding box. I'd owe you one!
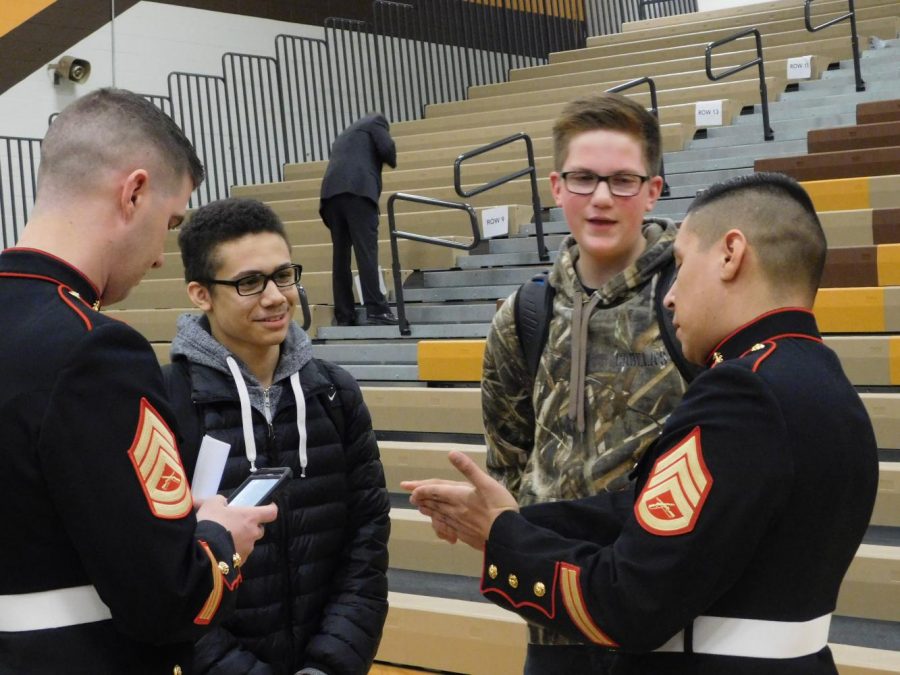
[605,76,670,196]
[0,0,702,246]
[387,193,481,336]
[805,0,866,92]
[387,131,549,335]
[705,27,776,142]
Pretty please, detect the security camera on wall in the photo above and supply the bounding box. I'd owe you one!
[49,56,91,85]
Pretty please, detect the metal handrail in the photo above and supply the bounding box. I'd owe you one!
[804,0,865,92]
[387,192,480,336]
[705,28,774,141]
[453,132,549,262]
[606,77,670,197]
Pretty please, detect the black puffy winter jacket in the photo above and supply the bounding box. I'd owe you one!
[164,355,390,675]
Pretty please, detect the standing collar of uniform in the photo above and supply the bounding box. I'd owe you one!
[0,247,101,307]
[705,308,821,368]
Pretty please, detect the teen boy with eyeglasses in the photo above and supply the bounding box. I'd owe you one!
[480,92,688,674]
[162,198,390,675]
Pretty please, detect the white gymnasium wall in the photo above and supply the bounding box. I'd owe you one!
[0,1,323,140]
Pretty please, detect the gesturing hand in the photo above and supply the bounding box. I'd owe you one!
[401,450,518,551]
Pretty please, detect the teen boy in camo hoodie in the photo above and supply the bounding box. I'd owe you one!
[481,93,689,674]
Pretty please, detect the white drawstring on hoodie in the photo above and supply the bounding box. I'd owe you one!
[226,356,308,477]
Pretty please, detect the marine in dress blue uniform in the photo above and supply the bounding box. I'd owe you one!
[0,249,243,674]
[480,309,877,674]
[408,172,880,675]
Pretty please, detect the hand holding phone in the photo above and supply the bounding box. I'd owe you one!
[227,467,293,507]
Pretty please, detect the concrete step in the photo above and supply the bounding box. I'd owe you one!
[340,364,420,381]
[518,218,569,237]
[420,266,545,288]
[664,139,808,173]
[485,233,566,254]
[402,284,519,302]
[315,322,491,340]
[665,166,756,188]
[312,342,419,363]
[666,136,811,164]
[737,83,900,122]
[457,249,558,269]
[319,303,498,327]
[692,113,857,148]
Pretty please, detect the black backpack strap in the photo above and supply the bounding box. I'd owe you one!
[514,272,555,381]
[654,259,703,384]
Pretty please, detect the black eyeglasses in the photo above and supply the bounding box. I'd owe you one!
[204,264,302,296]
[560,171,649,197]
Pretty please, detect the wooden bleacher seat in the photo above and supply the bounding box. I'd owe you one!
[552,0,897,61]
[755,146,900,181]
[857,98,900,125]
[808,121,900,154]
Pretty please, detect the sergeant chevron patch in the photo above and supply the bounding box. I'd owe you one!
[635,427,711,536]
[127,397,192,519]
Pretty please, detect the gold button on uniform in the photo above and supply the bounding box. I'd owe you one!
[533,582,546,598]
[173,666,182,675]
[233,552,243,568]
[488,564,498,579]
[218,561,230,576]
[508,574,519,589]
[750,343,766,352]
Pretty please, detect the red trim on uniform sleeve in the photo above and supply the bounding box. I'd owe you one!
[480,549,559,620]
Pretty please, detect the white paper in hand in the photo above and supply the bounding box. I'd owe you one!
[191,435,231,500]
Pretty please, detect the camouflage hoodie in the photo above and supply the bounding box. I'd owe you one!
[482,217,688,646]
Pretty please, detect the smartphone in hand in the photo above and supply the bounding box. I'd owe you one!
[227,467,292,507]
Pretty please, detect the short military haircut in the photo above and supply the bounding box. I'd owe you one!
[552,92,661,176]
[38,88,204,197]
[685,172,827,295]
[178,198,290,283]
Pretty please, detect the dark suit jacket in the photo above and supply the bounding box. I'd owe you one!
[319,113,397,211]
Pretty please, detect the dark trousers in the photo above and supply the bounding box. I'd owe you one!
[321,194,388,322]
[525,643,614,675]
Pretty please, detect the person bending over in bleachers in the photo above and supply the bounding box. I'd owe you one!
[480,92,693,673]
[319,112,398,326]
[405,172,878,675]
[163,198,390,675]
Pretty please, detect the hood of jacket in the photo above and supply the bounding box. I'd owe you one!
[548,216,677,305]
[170,312,315,472]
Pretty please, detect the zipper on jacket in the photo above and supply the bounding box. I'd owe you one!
[263,387,275,444]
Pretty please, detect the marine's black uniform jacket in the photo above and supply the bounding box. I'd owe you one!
[0,249,242,674]
[481,308,878,674]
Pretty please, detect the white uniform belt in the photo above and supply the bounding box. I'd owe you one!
[0,585,112,632]
[655,614,831,659]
